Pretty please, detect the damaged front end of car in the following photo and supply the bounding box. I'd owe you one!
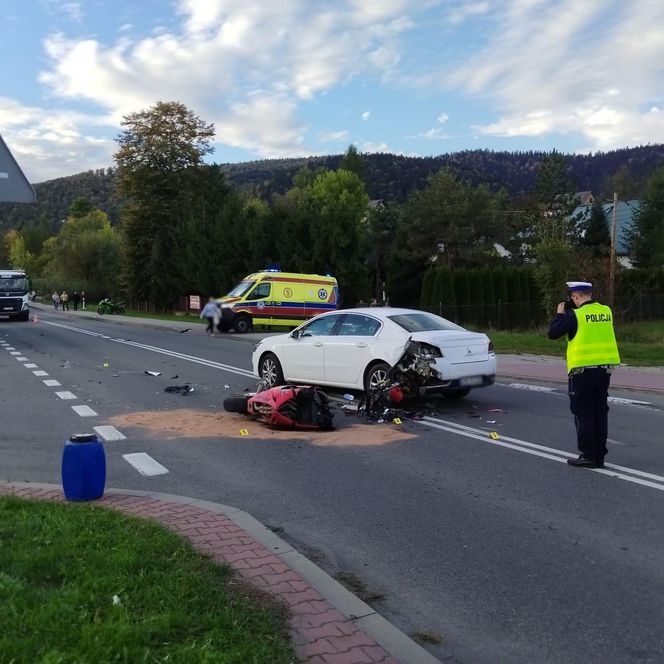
[389,339,447,397]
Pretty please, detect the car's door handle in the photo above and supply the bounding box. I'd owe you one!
[313,342,323,347]
[356,342,368,348]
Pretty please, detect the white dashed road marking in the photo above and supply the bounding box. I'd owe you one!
[10,351,20,355]
[71,405,98,417]
[123,453,169,477]
[33,370,49,376]
[43,379,61,387]
[55,391,77,400]
[94,426,126,441]
[24,363,38,368]
[16,356,28,361]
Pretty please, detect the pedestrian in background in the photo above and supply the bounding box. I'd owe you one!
[61,290,69,311]
[548,281,620,468]
[52,291,60,310]
[81,290,86,310]
[199,297,220,335]
[72,290,80,311]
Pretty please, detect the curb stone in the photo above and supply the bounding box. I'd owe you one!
[0,481,439,664]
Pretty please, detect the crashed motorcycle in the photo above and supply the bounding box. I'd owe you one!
[223,383,335,431]
[359,338,442,419]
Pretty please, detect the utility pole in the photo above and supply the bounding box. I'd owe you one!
[609,192,618,308]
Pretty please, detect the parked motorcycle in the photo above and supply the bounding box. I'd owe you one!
[223,383,335,431]
[97,299,126,315]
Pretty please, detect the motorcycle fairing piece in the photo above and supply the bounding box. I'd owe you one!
[225,385,335,431]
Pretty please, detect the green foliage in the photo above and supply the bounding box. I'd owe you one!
[627,167,664,269]
[115,102,217,305]
[366,203,400,302]
[339,144,367,182]
[301,169,370,306]
[41,209,121,297]
[580,202,611,257]
[404,168,500,268]
[69,196,94,219]
[420,268,435,311]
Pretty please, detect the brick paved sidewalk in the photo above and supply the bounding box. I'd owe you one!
[0,483,413,664]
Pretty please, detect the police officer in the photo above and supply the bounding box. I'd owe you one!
[548,281,620,468]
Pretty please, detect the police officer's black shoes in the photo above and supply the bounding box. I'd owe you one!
[567,455,604,468]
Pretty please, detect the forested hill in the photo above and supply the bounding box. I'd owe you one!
[2,144,664,231]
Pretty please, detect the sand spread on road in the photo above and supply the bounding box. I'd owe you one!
[110,408,417,446]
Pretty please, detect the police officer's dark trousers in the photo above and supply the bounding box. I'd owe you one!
[568,367,611,461]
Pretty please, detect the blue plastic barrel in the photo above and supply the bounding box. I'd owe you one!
[61,433,106,501]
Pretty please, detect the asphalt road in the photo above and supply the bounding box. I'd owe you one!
[2,308,664,664]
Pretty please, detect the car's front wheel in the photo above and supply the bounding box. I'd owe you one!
[364,362,391,393]
[258,353,284,388]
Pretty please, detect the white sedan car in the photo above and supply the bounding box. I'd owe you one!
[252,307,496,398]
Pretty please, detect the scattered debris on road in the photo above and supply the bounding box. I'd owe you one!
[145,370,162,377]
[164,384,194,395]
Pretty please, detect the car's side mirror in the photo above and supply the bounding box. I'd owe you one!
[290,329,301,339]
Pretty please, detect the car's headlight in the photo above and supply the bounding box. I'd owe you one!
[220,302,231,309]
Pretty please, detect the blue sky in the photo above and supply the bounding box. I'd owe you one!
[2,0,664,182]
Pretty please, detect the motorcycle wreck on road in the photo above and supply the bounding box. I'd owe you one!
[359,338,443,421]
[223,383,335,431]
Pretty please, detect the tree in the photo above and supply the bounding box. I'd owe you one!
[581,202,610,258]
[528,152,578,315]
[339,144,366,182]
[114,101,216,305]
[627,167,664,269]
[403,168,500,269]
[301,169,369,306]
[69,196,94,219]
[42,209,121,297]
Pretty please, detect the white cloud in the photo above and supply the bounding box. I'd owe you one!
[408,127,451,140]
[361,111,371,121]
[437,112,449,124]
[362,141,390,153]
[447,0,664,150]
[445,1,490,26]
[318,130,349,142]
[27,0,431,177]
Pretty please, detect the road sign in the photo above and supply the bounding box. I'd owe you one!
[0,134,36,203]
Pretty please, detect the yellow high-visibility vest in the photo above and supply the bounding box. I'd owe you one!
[567,302,620,372]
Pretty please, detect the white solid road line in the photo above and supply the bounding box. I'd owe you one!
[55,391,77,400]
[504,382,652,407]
[71,405,98,417]
[94,425,126,441]
[506,382,556,392]
[42,320,255,379]
[421,415,664,493]
[43,379,61,387]
[33,370,48,376]
[122,452,169,476]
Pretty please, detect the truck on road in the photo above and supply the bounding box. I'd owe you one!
[0,269,31,321]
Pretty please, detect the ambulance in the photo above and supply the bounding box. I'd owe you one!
[217,271,339,333]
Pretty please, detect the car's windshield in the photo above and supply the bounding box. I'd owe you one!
[0,276,28,292]
[226,280,255,298]
[388,312,464,332]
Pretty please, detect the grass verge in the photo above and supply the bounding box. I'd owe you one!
[487,319,664,367]
[0,496,294,663]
